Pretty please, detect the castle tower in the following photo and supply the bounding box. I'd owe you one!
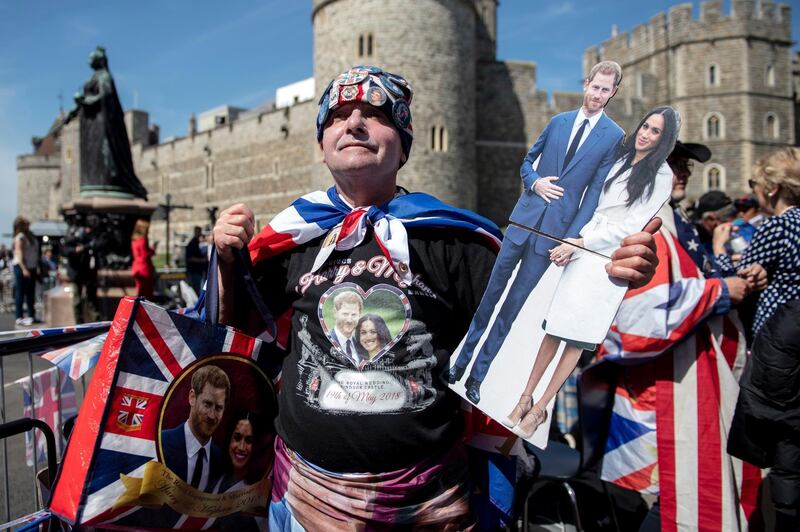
[585,0,795,199]
[312,0,479,209]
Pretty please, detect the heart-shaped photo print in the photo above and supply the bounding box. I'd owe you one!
[318,282,411,367]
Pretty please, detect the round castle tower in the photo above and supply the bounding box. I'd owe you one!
[312,0,495,210]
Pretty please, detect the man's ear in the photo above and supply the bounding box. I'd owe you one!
[319,142,326,165]
[188,388,196,408]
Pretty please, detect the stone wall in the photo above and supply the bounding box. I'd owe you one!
[16,154,60,222]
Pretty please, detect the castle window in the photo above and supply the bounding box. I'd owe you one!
[766,64,775,87]
[430,125,448,152]
[765,113,779,139]
[704,113,724,140]
[205,161,215,189]
[707,64,719,87]
[703,164,726,191]
[358,33,373,58]
[273,159,279,174]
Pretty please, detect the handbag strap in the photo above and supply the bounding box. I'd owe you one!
[204,247,277,341]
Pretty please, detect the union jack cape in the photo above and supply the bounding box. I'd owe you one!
[248,187,524,527]
[49,297,275,528]
[599,207,762,531]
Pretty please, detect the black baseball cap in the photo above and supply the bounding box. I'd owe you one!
[671,141,711,163]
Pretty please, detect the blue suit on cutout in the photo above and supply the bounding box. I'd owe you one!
[453,110,624,385]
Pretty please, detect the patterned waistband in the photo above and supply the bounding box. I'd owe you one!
[270,436,473,530]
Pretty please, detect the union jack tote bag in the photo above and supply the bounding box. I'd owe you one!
[49,250,279,530]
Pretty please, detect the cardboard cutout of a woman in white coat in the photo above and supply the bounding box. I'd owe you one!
[505,107,680,438]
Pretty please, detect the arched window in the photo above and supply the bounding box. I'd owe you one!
[358,33,373,58]
[430,126,448,152]
[766,64,775,87]
[704,113,724,140]
[707,64,719,86]
[703,164,726,191]
[765,113,779,139]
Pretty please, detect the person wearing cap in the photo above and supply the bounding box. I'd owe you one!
[596,140,763,530]
[732,195,764,243]
[212,66,659,529]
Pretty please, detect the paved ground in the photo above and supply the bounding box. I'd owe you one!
[0,311,89,523]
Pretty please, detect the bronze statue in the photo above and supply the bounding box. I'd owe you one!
[66,46,147,200]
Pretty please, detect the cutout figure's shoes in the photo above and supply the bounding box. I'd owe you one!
[515,404,547,439]
[503,395,532,428]
[446,364,466,384]
[464,377,481,404]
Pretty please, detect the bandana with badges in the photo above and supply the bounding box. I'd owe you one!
[316,66,414,164]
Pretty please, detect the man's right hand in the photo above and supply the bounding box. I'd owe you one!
[213,204,255,263]
[723,277,749,304]
[532,176,564,203]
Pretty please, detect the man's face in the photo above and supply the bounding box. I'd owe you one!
[582,72,618,115]
[668,155,693,201]
[334,301,361,338]
[320,102,404,190]
[188,382,226,442]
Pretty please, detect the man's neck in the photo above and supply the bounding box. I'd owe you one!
[188,422,210,447]
[581,106,603,119]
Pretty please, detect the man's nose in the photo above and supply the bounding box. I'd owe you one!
[345,109,367,131]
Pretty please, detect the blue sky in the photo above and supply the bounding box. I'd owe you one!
[1,1,797,243]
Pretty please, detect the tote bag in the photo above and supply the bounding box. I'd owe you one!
[49,250,278,530]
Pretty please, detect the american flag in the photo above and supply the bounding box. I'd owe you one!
[599,223,762,531]
[18,366,77,465]
[49,297,269,527]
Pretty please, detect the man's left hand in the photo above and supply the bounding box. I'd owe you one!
[605,218,661,289]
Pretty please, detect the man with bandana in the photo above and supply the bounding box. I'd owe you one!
[213,66,660,529]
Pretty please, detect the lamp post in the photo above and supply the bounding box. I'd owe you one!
[158,193,193,267]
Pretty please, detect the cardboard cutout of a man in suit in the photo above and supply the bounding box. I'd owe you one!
[449,61,625,404]
[161,364,230,491]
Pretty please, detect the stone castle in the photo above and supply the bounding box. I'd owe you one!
[17,0,796,255]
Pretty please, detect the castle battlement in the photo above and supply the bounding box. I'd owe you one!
[586,0,792,67]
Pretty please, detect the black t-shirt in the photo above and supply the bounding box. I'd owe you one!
[253,227,495,472]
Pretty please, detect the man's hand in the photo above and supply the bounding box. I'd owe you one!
[712,222,732,255]
[213,204,255,263]
[605,218,661,289]
[724,277,749,304]
[738,263,767,291]
[533,176,564,203]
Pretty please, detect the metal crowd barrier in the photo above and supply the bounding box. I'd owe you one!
[0,321,109,524]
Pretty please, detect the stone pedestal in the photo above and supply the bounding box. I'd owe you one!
[45,285,77,327]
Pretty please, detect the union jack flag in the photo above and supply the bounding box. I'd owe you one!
[49,297,271,528]
[18,366,77,466]
[248,187,502,285]
[40,332,107,380]
[117,394,148,431]
[598,211,762,532]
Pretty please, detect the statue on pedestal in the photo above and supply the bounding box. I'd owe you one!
[65,46,147,200]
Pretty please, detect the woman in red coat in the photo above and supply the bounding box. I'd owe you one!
[131,219,156,298]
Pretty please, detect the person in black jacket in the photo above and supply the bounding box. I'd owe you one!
[728,299,800,531]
